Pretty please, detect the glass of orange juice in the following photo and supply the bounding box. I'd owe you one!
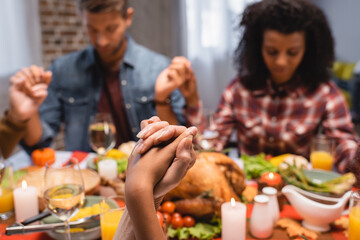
[349,191,360,240]
[310,135,334,171]
[100,196,125,240]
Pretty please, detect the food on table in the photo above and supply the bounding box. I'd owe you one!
[276,218,318,240]
[269,153,292,166]
[1,168,27,188]
[279,163,356,195]
[332,216,349,230]
[70,202,110,222]
[167,218,221,240]
[183,215,196,227]
[164,152,245,218]
[118,141,136,156]
[161,201,176,214]
[16,168,100,198]
[156,211,164,226]
[31,148,56,166]
[241,185,258,202]
[279,154,309,170]
[242,153,278,180]
[158,200,221,240]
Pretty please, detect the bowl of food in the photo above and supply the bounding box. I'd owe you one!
[42,195,121,240]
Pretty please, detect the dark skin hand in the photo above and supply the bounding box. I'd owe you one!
[114,116,198,240]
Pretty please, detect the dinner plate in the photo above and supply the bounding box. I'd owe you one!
[303,169,340,184]
[42,195,119,240]
[303,169,349,198]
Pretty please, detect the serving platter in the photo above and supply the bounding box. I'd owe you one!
[42,195,119,240]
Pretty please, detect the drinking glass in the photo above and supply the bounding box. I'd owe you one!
[100,196,125,240]
[310,135,334,171]
[89,113,116,155]
[200,110,219,150]
[349,190,360,240]
[43,159,85,240]
[0,149,14,220]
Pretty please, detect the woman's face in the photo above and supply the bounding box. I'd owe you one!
[262,30,306,85]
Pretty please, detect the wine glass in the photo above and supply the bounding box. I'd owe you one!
[88,113,116,155]
[43,159,85,240]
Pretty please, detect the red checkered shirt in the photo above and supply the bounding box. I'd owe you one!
[185,78,359,173]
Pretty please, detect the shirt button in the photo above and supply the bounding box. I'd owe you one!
[125,104,131,109]
[271,116,277,121]
[121,80,127,86]
[68,97,75,103]
[141,96,147,102]
[269,136,274,142]
[132,128,138,133]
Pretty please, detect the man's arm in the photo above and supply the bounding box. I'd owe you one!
[8,66,52,147]
[0,66,52,157]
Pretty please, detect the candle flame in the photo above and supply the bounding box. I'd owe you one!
[22,180,28,190]
[231,198,236,207]
[269,172,274,179]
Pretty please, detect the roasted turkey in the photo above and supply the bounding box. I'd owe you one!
[164,152,246,218]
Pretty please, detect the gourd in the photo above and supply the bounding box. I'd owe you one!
[31,148,56,166]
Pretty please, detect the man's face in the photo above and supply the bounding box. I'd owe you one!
[262,30,306,85]
[82,9,133,62]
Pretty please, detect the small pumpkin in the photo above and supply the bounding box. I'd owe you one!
[31,148,56,166]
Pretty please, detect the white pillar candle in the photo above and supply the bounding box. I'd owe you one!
[221,198,246,240]
[98,159,118,180]
[13,180,39,222]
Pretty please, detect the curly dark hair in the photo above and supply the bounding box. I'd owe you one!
[234,0,334,90]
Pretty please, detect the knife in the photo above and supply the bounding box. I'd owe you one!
[7,211,52,228]
[5,214,100,235]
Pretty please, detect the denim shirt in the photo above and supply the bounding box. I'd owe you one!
[23,36,186,152]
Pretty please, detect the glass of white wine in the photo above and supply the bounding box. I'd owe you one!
[43,159,85,240]
[88,113,116,155]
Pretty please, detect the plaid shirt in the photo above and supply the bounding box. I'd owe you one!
[185,78,359,173]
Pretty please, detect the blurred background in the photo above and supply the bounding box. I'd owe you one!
[0,0,359,130]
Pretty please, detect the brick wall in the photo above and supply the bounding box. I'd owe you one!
[39,0,89,68]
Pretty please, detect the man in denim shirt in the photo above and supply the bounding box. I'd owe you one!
[21,0,186,152]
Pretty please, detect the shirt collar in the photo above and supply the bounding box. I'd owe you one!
[252,76,304,98]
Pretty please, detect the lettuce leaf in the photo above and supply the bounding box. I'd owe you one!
[168,218,221,240]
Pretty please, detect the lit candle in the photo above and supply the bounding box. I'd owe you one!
[0,187,14,214]
[261,172,282,186]
[98,159,118,180]
[13,180,39,222]
[221,198,246,240]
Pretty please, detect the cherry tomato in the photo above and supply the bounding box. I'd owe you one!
[265,154,273,161]
[156,211,163,226]
[171,216,184,229]
[161,201,176,214]
[172,212,182,219]
[183,216,195,227]
[163,212,172,224]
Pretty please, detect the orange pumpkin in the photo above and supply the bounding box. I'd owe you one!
[31,148,56,166]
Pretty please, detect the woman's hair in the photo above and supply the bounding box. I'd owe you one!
[77,0,128,17]
[234,0,334,90]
